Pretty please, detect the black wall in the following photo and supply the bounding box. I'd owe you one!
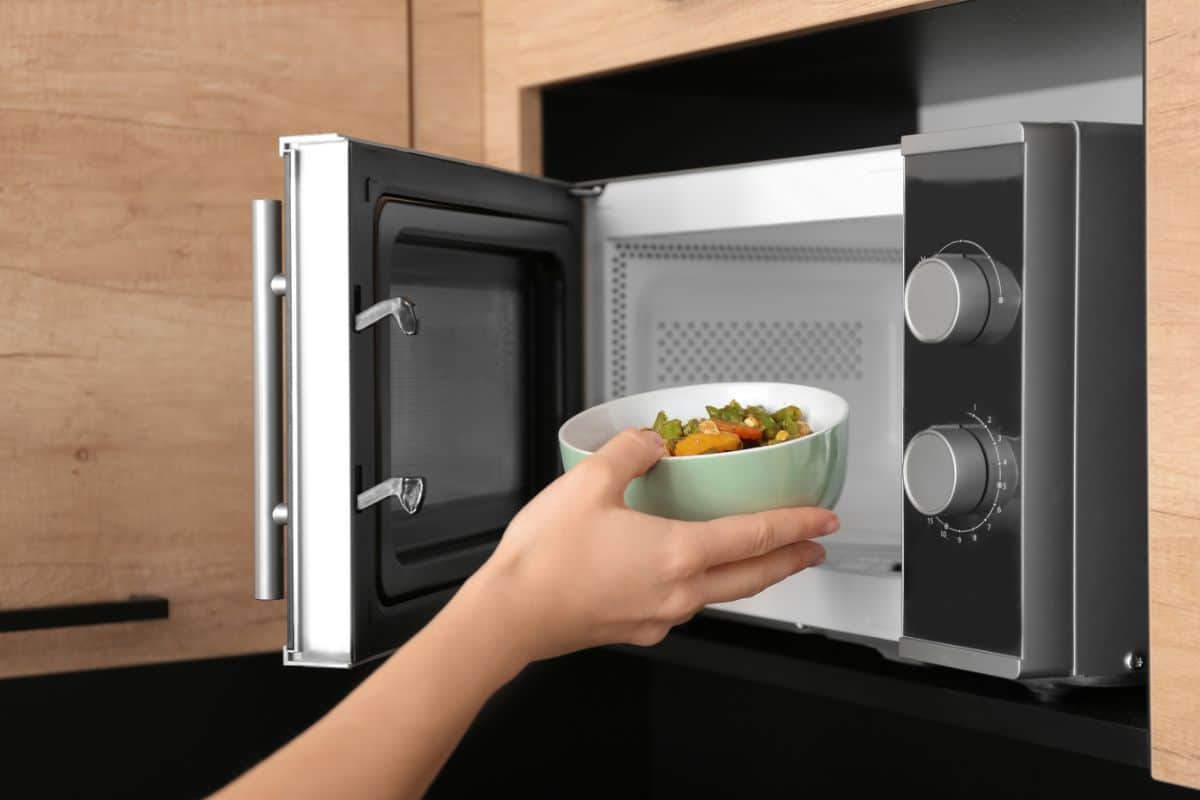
[541,0,1142,183]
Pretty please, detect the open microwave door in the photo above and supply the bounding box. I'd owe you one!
[271,135,581,667]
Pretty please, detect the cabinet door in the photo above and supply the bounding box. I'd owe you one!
[272,136,580,667]
[0,0,409,678]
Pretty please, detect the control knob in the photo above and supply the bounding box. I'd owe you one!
[903,425,990,517]
[904,251,1020,344]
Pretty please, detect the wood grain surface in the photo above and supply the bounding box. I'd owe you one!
[0,0,409,677]
[412,0,483,161]
[1147,0,1200,789]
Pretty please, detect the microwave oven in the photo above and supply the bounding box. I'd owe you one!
[251,121,1146,693]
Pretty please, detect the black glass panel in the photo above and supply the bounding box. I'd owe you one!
[384,243,529,595]
[903,143,1024,656]
[341,140,581,660]
[370,196,576,606]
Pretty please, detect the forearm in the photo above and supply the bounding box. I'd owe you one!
[215,573,527,800]
[212,427,834,799]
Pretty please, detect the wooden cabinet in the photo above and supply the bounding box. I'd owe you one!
[0,0,409,678]
[413,0,484,162]
[1147,1,1200,789]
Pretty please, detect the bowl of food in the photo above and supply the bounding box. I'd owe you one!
[558,382,848,521]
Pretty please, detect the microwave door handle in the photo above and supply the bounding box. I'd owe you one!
[252,198,287,601]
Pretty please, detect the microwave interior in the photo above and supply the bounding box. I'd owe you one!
[283,0,1144,667]
[577,150,907,643]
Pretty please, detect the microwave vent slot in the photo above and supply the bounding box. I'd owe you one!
[605,240,899,398]
[653,318,864,387]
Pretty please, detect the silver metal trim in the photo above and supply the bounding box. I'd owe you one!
[583,142,901,190]
[281,647,354,669]
[279,133,348,155]
[282,135,355,667]
[355,296,418,335]
[252,198,285,601]
[1018,123,1078,678]
[357,477,425,515]
[279,132,575,189]
[899,637,1022,679]
[282,644,393,670]
[901,122,1026,156]
[284,146,300,652]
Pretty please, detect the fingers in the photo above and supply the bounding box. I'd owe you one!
[584,428,665,500]
[684,507,839,569]
[698,540,826,605]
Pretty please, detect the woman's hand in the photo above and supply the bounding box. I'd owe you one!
[454,428,838,668]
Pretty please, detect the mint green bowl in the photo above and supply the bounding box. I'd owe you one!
[558,382,848,522]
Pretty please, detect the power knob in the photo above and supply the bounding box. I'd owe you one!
[904,254,992,344]
[903,426,990,517]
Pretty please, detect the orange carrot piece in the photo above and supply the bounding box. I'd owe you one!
[712,419,764,442]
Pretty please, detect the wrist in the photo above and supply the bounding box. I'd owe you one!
[432,564,533,688]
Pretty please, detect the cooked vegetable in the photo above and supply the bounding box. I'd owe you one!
[711,419,764,443]
[673,431,742,456]
[643,399,812,457]
[650,411,683,442]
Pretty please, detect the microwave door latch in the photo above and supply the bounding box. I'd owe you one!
[354,296,422,516]
[355,296,418,335]
[358,477,425,515]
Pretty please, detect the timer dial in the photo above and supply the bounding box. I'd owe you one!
[903,425,990,517]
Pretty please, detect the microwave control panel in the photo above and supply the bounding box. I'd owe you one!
[901,141,1026,658]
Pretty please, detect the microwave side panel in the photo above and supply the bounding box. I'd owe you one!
[580,147,906,641]
[1070,122,1148,679]
[280,135,356,668]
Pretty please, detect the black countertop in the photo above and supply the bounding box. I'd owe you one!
[618,614,1148,768]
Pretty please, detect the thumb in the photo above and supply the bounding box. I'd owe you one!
[587,428,665,500]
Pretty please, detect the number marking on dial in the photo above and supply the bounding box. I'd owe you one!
[932,410,1011,535]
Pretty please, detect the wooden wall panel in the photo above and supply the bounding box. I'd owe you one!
[1147,1,1200,789]
[412,0,483,161]
[480,0,954,172]
[0,0,409,678]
